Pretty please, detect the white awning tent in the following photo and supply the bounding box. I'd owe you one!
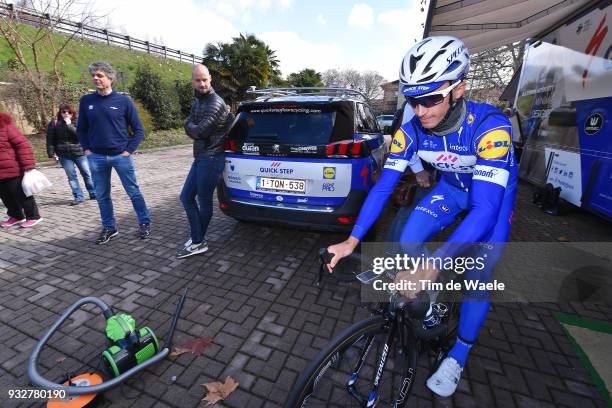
[424,0,598,53]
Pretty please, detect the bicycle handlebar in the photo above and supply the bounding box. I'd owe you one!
[319,248,334,268]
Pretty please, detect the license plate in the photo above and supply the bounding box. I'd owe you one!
[257,177,306,193]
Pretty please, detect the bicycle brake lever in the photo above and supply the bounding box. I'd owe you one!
[316,248,334,286]
[319,248,334,268]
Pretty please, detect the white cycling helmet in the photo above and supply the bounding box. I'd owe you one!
[399,36,469,97]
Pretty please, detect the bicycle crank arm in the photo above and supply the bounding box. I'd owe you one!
[346,333,377,405]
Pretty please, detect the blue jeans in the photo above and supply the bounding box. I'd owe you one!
[180,153,225,244]
[87,153,150,229]
[58,155,95,201]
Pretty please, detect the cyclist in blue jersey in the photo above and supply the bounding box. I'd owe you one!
[327,35,517,397]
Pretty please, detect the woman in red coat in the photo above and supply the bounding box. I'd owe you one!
[0,112,43,228]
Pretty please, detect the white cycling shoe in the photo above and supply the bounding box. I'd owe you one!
[426,357,463,397]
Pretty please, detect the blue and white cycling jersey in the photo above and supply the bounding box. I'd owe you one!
[351,100,518,248]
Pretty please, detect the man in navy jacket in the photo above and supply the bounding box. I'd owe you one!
[77,61,151,244]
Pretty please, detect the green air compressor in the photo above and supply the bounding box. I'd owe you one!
[28,290,187,402]
[101,313,160,377]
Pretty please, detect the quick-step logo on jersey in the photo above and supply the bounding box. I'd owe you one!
[477,130,511,159]
[390,129,406,153]
[436,153,458,163]
[383,158,410,172]
[472,165,509,187]
[419,150,476,173]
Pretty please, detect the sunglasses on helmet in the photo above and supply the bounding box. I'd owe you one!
[405,80,462,109]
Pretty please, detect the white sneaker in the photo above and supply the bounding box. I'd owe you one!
[426,357,463,397]
[176,241,208,258]
[184,238,192,247]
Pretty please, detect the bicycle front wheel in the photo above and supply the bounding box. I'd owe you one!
[285,315,418,408]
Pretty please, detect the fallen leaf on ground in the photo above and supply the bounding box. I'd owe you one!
[56,357,66,363]
[557,236,570,242]
[174,337,214,357]
[170,346,192,357]
[202,376,239,406]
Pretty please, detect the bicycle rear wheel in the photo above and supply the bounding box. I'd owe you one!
[285,315,418,408]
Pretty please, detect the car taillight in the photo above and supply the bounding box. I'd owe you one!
[337,216,357,223]
[350,141,363,156]
[220,202,229,209]
[224,139,237,152]
[326,141,370,158]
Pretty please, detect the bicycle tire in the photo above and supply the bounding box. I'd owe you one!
[285,315,418,408]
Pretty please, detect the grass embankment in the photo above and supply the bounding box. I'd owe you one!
[29,130,191,164]
[1,24,196,161]
[0,23,194,90]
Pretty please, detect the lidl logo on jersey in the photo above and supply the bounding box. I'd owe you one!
[390,130,406,153]
[323,167,336,179]
[477,130,511,159]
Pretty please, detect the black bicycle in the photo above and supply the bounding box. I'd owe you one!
[285,249,461,408]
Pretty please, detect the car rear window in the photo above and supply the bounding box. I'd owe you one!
[231,109,336,145]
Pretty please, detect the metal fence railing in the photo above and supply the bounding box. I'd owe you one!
[0,2,202,64]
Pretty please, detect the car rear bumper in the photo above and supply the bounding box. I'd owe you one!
[216,182,367,231]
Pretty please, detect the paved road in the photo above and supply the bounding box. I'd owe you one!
[0,145,610,407]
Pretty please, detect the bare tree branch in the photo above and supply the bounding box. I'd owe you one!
[0,0,104,131]
[321,68,385,103]
[465,40,524,105]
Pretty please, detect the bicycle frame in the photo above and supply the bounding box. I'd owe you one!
[311,248,459,408]
[345,301,419,408]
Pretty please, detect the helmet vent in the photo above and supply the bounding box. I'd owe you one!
[416,38,432,52]
[417,73,436,83]
[441,39,454,49]
[445,61,460,74]
[409,54,422,74]
[422,50,446,74]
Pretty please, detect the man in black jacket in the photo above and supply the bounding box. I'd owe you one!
[177,64,232,258]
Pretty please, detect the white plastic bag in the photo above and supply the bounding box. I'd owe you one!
[21,169,53,197]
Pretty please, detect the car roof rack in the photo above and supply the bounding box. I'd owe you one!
[246,86,368,101]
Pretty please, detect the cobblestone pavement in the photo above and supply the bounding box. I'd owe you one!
[1,145,610,407]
